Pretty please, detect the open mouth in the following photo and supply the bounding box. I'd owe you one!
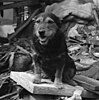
[39,37,48,45]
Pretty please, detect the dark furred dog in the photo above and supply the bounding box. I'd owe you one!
[32,12,76,87]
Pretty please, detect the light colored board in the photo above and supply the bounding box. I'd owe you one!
[10,71,99,98]
[74,75,99,91]
[10,71,76,96]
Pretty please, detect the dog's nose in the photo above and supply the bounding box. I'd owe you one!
[39,30,45,38]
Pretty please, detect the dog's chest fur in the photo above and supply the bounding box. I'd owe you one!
[33,31,68,69]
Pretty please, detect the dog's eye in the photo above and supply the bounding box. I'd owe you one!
[47,20,54,24]
[35,17,43,23]
[36,20,41,23]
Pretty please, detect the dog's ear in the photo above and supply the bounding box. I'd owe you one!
[49,13,62,27]
[33,13,44,24]
[34,13,62,24]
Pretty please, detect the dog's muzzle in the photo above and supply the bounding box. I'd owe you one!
[38,30,48,45]
[39,30,46,39]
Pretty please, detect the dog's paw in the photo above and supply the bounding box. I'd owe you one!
[54,82,64,89]
[32,78,41,84]
[32,75,41,84]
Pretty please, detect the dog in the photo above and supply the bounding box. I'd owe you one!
[32,12,76,88]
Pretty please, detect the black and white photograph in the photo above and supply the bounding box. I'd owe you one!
[0,0,99,100]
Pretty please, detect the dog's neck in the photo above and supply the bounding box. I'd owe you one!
[32,31,68,57]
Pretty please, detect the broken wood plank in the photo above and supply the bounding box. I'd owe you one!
[0,91,18,100]
[10,72,76,96]
[10,71,99,98]
[0,1,38,10]
[74,75,99,91]
[0,0,30,2]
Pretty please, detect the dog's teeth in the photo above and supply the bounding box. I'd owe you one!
[39,38,48,45]
[40,38,47,41]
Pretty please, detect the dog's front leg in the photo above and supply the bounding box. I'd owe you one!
[54,65,64,89]
[32,62,41,84]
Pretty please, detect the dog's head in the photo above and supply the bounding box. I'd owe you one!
[33,13,61,45]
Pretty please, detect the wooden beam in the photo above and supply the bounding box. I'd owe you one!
[10,71,99,98]
[74,75,99,91]
[0,1,38,10]
[0,91,18,100]
[10,72,76,96]
[0,0,29,2]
